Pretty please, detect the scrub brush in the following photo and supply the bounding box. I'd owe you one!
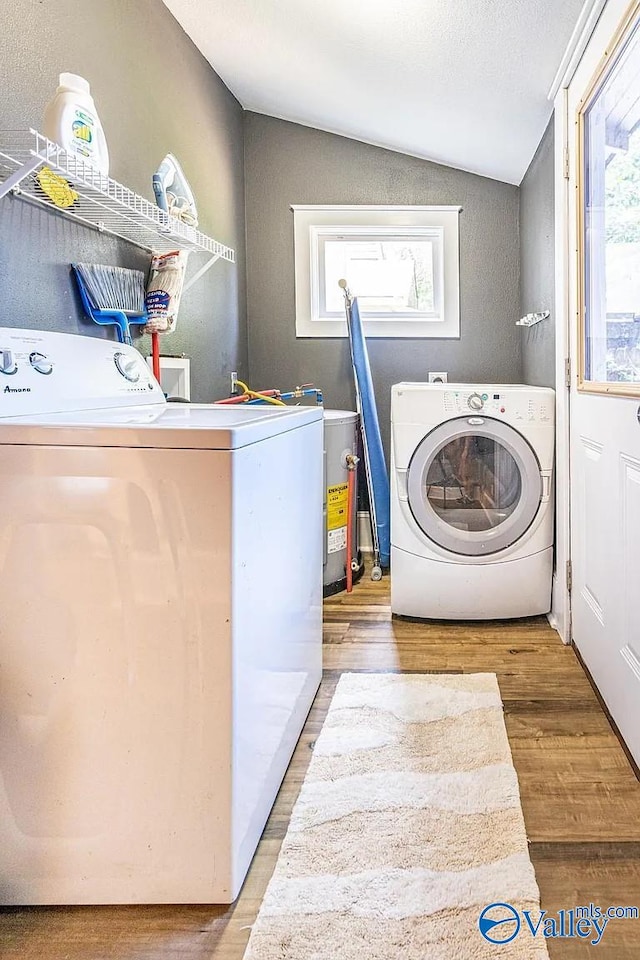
[72,263,148,345]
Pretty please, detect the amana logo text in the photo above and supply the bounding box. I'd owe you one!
[3,385,31,393]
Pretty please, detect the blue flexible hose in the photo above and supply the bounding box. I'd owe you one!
[347,297,390,568]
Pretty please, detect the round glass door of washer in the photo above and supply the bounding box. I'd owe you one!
[406,417,542,556]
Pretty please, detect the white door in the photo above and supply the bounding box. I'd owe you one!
[567,0,640,764]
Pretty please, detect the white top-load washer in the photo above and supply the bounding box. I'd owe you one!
[0,328,323,905]
[391,383,554,619]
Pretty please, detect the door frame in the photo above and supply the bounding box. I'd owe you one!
[549,0,618,642]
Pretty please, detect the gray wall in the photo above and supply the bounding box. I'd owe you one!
[244,113,521,454]
[519,118,555,388]
[0,0,247,401]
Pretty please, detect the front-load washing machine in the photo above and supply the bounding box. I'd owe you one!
[391,383,554,619]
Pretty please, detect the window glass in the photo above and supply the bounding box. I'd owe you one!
[583,17,640,384]
[322,237,437,317]
[425,436,522,532]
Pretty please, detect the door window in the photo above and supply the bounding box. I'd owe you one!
[580,12,640,393]
[406,418,542,557]
[425,436,522,533]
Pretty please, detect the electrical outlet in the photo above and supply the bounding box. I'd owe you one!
[230,371,238,395]
[428,372,448,383]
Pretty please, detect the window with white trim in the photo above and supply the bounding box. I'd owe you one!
[292,205,461,338]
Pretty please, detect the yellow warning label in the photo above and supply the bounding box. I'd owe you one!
[327,482,349,531]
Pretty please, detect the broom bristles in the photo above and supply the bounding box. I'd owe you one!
[75,263,146,315]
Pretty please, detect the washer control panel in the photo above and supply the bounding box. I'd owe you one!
[0,328,166,418]
[442,388,553,423]
[29,351,54,375]
[114,352,141,383]
[0,349,18,375]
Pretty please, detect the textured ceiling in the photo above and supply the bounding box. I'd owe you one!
[164,0,586,184]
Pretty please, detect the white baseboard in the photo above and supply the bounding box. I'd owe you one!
[549,571,570,643]
[547,610,566,642]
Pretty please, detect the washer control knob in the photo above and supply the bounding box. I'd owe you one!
[114,352,140,383]
[29,351,53,375]
[0,349,17,375]
[468,392,484,411]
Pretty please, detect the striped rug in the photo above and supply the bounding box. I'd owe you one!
[243,673,548,960]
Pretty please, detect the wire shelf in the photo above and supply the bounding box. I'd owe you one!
[0,129,235,262]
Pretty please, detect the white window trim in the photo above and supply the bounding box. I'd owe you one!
[292,205,461,339]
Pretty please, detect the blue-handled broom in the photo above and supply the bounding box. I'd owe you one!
[72,263,148,345]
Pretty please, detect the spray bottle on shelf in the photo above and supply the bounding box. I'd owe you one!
[43,73,109,176]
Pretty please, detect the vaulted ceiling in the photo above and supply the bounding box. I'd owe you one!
[164,0,586,184]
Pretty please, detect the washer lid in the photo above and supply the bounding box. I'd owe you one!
[0,403,323,449]
[407,416,542,556]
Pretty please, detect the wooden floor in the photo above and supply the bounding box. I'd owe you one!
[2,577,640,958]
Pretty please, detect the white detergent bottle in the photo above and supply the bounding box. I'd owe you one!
[43,73,109,176]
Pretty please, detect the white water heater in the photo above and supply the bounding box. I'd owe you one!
[323,409,362,595]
